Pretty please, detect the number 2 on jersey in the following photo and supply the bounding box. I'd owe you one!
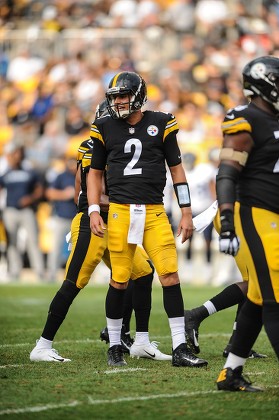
[123,138,143,176]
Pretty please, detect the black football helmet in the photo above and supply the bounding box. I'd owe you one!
[95,99,109,119]
[242,55,279,111]
[105,71,147,119]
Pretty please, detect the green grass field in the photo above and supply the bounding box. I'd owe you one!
[0,283,278,420]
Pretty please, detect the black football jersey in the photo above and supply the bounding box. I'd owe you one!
[90,111,182,204]
[222,103,279,212]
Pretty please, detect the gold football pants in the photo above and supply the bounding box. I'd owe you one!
[65,212,153,288]
[108,203,178,283]
[214,202,279,305]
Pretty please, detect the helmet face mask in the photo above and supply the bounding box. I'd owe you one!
[242,56,279,112]
[106,72,147,119]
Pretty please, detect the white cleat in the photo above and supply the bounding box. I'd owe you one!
[30,346,71,362]
[130,341,172,361]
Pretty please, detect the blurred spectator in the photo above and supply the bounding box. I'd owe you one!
[0,52,9,79]
[45,154,77,282]
[163,0,195,33]
[136,0,162,29]
[64,103,89,135]
[25,117,68,174]
[30,81,55,134]
[108,0,138,28]
[6,48,45,85]
[0,142,45,281]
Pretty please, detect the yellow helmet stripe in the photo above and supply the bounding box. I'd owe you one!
[111,73,122,87]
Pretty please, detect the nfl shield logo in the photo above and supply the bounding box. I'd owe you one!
[129,127,135,134]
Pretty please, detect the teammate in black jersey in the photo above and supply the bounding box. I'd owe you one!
[215,56,279,392]
[88,71,208,368]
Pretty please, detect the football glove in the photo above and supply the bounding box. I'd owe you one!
[219,209,240,256]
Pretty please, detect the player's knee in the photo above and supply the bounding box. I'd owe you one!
[58,279,81,302]
[157,260,178,278]
[111,267,131,283]
[48,280,80,319]
[159,271,179,287]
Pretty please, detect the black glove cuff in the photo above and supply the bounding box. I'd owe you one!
[220,209,235,234]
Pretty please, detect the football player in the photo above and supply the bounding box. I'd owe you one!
[215,56,279,392]
[30,101,171,365]
[87,71,208,368]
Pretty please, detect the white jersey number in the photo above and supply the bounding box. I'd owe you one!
[273,157,279,173]
[123,138,143,176]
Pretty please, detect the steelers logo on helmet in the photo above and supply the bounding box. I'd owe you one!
[147,125,159,136]
[242,56,279,112]
[250,62,266,80]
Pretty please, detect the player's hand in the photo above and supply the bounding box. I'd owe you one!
[219,208,240,256]
[219,230,240,256]
[177,212,194,244]
[90,212,106,237]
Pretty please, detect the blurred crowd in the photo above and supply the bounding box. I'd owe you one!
[0,0,278,282]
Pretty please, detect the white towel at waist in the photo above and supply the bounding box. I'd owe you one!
[127,204,146,244]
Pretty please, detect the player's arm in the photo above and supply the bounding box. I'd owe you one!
[87,134,107,238]
[216,131,253,255]
[87,168,106,237]
[163,120,194,243]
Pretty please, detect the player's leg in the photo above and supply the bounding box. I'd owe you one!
[129,249,171,361]
[143,205,207,367]
[30,213,107,362]
[216,205,278,391]
[106,203,136,366]
[185,281,246,354]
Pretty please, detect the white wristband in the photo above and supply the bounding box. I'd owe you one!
[88,204,100,216]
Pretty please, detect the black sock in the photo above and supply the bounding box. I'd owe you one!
[133,272,153,332]
[210,283,245,312]
[163,283,184,318]
[230,299,263,358]
[122,280,134,333]
[105,284,126,319]
[226,300,245,345]
[263,302,279,360]
[42,279,80,341]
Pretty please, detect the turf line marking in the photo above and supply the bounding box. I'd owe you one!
[0,364,25,369]
[0,401,80,416]
[87,390,220,405]
[103,368,147,374]
[1,387,279,415]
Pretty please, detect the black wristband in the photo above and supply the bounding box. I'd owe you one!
[173,182,191,207]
